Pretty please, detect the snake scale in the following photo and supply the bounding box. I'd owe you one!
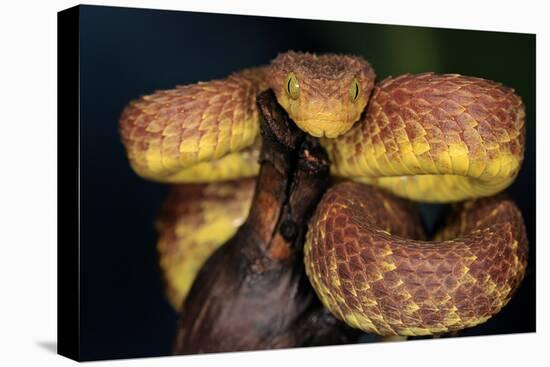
[119,51,528,336]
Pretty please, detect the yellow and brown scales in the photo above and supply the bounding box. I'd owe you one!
[119,51,528,335]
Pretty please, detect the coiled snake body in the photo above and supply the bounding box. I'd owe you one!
[120,51,527,336]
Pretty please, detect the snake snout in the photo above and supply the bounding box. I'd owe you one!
[293,116,358,138]
[303,98,366,138]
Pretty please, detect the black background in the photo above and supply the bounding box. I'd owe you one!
[78,5,535,361]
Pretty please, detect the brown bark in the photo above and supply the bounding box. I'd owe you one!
[173,90,360,355]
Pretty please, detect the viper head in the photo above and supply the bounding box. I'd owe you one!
[267,51,376,138]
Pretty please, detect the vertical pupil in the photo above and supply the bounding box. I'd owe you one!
[287,77,292,92]
[354,83,359,99]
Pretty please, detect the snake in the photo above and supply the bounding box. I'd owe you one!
[119,51,528,336]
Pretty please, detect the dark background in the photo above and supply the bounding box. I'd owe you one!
[78,5,536,361]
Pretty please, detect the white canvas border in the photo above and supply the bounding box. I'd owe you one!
[0,0,546,366]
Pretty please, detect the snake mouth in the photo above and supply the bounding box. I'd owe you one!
[294,118,354,138]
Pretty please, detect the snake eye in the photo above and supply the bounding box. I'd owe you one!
[349,78,360,102]
[285,72,300,100]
